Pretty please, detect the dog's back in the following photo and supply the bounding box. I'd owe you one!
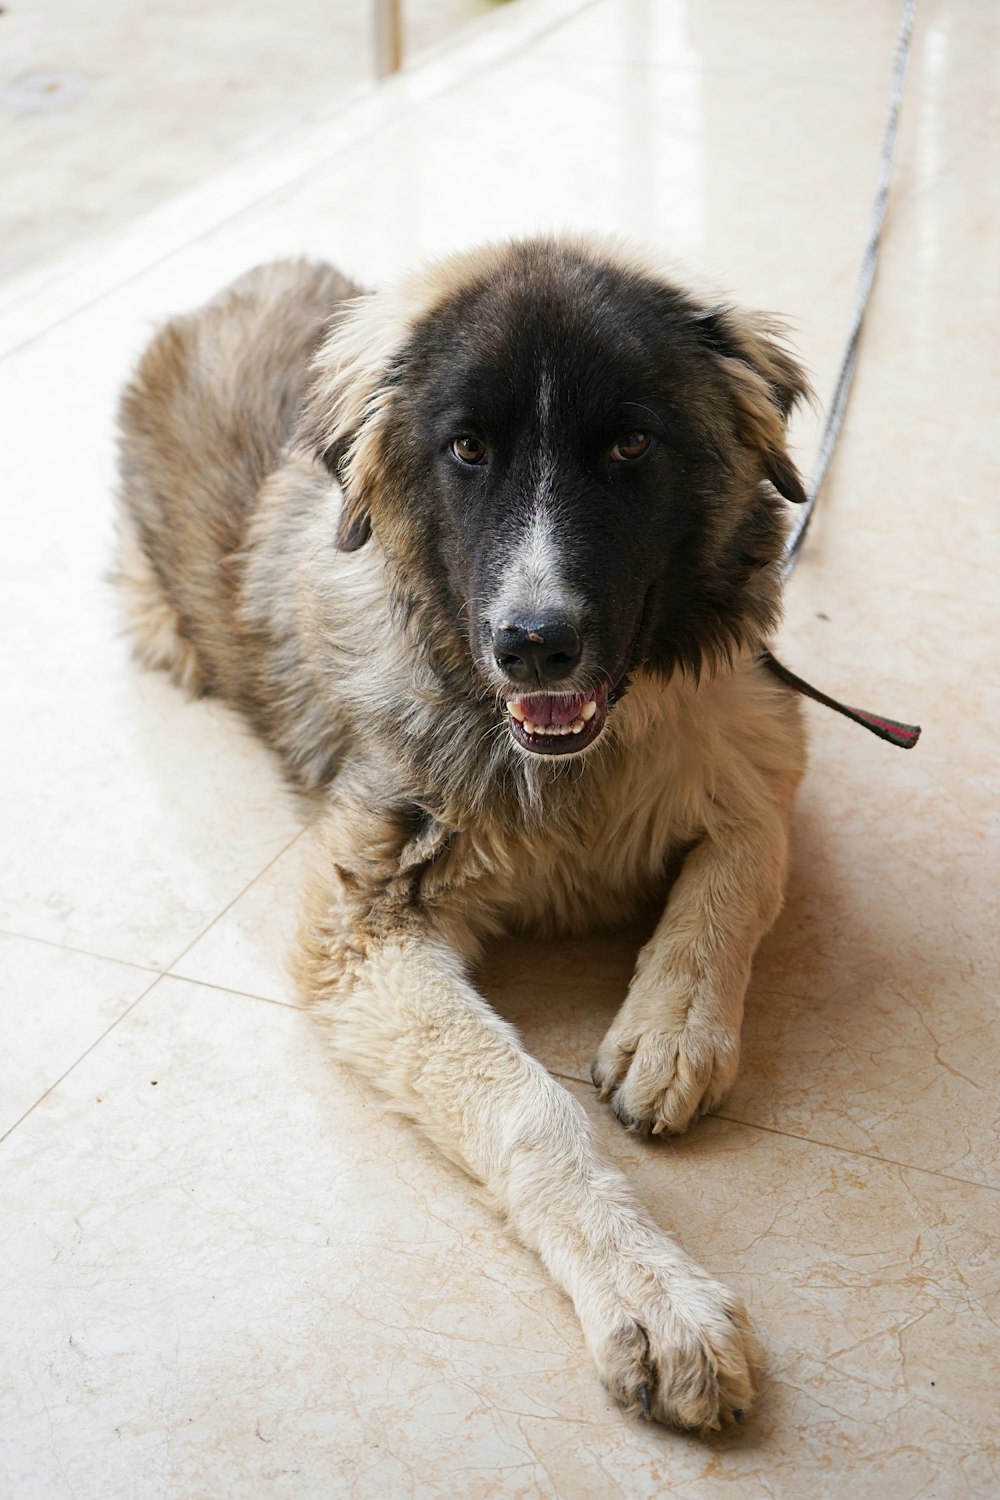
[115,259,358,696]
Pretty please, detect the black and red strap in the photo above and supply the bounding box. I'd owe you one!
[761,650,921,749]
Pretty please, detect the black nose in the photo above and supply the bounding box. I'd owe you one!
[492,613,583,686]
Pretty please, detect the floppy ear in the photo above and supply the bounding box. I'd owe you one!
[333,492,372,553]
[293,288,408,551]
[692,306,811,505]
[322,435,371,552]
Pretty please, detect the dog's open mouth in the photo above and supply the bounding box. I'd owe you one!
[505,685,609,756]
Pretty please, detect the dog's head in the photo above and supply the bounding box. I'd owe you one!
[297,237,810,758]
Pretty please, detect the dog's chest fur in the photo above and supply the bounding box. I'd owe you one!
[423,669,801,939]
[240,491,801,941]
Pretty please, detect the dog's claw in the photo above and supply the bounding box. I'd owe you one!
[590,1064,612,1102]
[638,1384,651,1420]
[609,1092,644,1132]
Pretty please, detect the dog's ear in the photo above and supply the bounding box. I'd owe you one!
[692,306,811,505]
[321,435,371,552]
[334,498,372,552]
[294,289,407,551]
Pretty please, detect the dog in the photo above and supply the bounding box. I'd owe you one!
[115,237,810,1432]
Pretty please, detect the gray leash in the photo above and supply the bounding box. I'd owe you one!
[784,0,918,571]
[764,0,921,748]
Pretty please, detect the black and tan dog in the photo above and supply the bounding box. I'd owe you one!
[116,237,810,1432]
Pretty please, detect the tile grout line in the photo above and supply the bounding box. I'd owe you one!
[162,826,309,977]
[0,921,305,1008]
[0,970,163,1148]
[711,1107,1000,1194]
[167,975,303,1011]
[0,830,309,1147]
[0,926,162,975]
[0,824,307,982]
[5,973,991,1202]
[547,1069,1000,1196]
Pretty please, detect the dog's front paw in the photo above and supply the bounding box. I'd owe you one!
[579,1243,760,1431]
[591,1018,740,1135]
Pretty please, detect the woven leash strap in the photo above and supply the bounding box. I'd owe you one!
[761,651,920,750]
[765,0,922,749]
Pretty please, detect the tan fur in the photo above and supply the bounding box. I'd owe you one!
[116,238,808,1433]
[114,510,206,694]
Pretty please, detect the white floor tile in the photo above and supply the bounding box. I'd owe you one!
[0,323,303,968]
[0,934,154,1137]
[172,835,312,1004]
[1,978,994,1498]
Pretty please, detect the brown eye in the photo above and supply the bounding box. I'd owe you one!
[451,435,487,465]
[610,431,652,463]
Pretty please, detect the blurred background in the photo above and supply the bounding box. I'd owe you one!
[0,0,501,282]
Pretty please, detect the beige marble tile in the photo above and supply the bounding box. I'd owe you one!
[171,833,311,1003]
[475,637,997,1187]
[729,770,999,1187]
[0,327,303,968]
[0,933,154,1138]
[531,0,908,81]
[1,977,996,1497]
[0,624,303,970]
[609,1099,1000,1498]
[783,171,1000,588]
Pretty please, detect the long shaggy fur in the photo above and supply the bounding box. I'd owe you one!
[115,236,809,1432]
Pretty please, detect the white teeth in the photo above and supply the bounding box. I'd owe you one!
[513,719,588,737]
[512,696,599,738]
[509,697,601,739]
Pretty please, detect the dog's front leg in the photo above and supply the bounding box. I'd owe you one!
[297,888,759,1431]
[593,803,791,1136]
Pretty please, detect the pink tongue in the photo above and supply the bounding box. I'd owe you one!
[514,693,585,727]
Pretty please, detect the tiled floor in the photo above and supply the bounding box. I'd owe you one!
[2,0,998,1495]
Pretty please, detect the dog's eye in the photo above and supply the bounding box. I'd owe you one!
[451,435,488,466]
[610,432,652,463]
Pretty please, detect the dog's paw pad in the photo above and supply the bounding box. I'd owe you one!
[593,1023,739,1136]
[592,1294,760,1433]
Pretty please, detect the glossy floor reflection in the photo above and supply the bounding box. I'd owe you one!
[0,0,496,282]
[2,0,998,1495]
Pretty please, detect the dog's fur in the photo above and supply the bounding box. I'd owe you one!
[115,237,809,1432]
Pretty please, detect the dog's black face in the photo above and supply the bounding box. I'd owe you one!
[322,241,808,757]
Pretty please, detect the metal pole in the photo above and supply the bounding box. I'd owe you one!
[374,0,403,78]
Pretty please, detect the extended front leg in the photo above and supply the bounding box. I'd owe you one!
[593,805,791,1135]
[295,864,759,1431]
